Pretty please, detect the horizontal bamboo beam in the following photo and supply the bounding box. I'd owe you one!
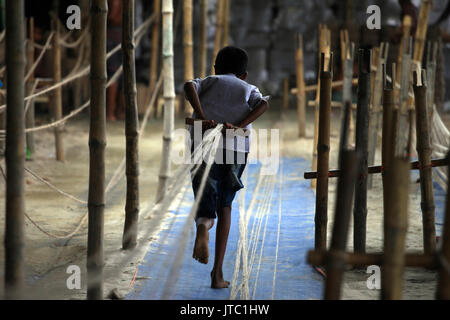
[307,100,357,109]
[304,157,448,180]
[291,77,358,95]
[307,250,437,269]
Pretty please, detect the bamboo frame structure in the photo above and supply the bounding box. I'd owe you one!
[414,70,436,254]
[4,0,26,300]
[52,18,64,161]
[183,0,194,114]
[437,152,450,299]
[156,0,175,203]
[87,0,108,300]
[26,17,35,156]
[198,0,208,78]
[148,0,161,99]
[211,0,225,74]
[295,34,306,137]
[122,0,140,250]
[353,49,371,254]
[314,53,332,251]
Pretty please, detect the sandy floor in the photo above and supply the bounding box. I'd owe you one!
[0,103,441,299]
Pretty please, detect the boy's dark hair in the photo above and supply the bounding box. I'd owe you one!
[214,46,248,76]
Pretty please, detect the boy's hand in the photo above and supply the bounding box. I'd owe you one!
[203,120,217,130]
[223,122,239,130]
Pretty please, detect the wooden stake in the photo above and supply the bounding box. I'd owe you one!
[314,53,332,250]
[52,18,64,161]
[26,17,35,157]
[87,0,108,300]
[156,0,175,202]
[414,70,436,254]
[211,0,225,74]
[4,0,26,300]
[183,0,194,114]
[198,0,208,78]
[295,34,306,137]
[437,152,450,299]
[382,157,410,300]
[353,49,371,254]
[122,0,140,250]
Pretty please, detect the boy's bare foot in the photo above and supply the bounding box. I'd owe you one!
[193,224,209,264]
[210,270,230,289]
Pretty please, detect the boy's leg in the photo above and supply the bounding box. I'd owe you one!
[211,205,232,289]
[193,218,214,264]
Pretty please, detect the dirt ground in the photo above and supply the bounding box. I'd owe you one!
[0,102,441,300]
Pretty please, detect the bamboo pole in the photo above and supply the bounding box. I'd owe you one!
[198,0,208,78]
[367,43,388,188]
[295,34,306,137]
[149,0,161,97]
[26,17,35,157]
[311,24,330,189]
[122,0,140,250]
[211,0,224,74]
[413,0,433,68]
[437,152,450,299]
[4,0,26,300]
[222,0,230,47]
[382,157,410,300]
[52,18,64,161]
[353,49,371,254]
[183,0,193,114]
[304,157,448,180]
[156,0,175,203]
[87,0,108,300]
[314,53,332,251]
[414,70,436,254]
[325,149,358,300]
[0,0,5,31]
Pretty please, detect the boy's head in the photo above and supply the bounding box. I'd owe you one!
[214,46,248,79]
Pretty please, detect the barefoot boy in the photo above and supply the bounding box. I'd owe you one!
[184,46,269,289]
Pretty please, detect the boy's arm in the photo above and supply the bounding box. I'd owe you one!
[184,82,207,120]
[235,100,269,128]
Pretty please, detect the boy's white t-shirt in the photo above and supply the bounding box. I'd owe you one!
[188,73,267,153]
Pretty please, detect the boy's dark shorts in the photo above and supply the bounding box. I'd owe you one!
[191,149,248,220]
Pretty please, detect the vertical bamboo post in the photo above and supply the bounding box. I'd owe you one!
[437,152,450,299]
[353,49,371,254]
[183,0,193,114]
[381,157,410,300]
[156,0,175,203]
[4,0,26,300]
[314,53,332,251]
[52,18,64,161]
[0,0,5,31]
[211,0,224,74]
[413,69,436,254]
[198,0,208,78]
[149,0,161,98]
[368,43,389,188]
[222,0,230,47]
[122,0,140,250]
[412,0,432,69]
[312,24,330,188]
[325,149,358,300]
[26,17,35,157]
[87,0,108,300]
[295,34,306,137]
